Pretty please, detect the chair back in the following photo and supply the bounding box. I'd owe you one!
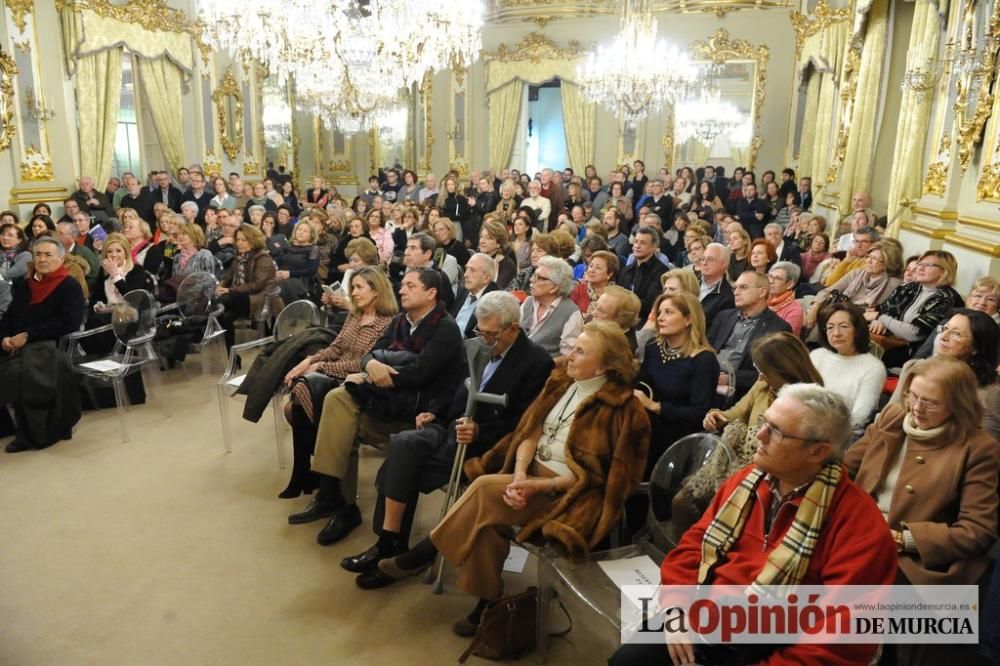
[715,355,737,408]
[647,432,728,549]
[273,299,321,342]
[176,271,218,318]
[111,289,157,344]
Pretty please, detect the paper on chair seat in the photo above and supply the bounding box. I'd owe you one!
[80,359,124,372]
[226,374,247,388]
[599,556,662,610]
[503,545,530,573]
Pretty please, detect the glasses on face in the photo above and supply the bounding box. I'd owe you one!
[938,326,968,342]
[767,273,787,282]
[853,237,874,245]
[473,325,508,344]
[917,261,943,271]
[904,391,942,413]
[530,273,553,284]
[759,418,818,446]
[969,291,1000,307]
[865,254,885,264]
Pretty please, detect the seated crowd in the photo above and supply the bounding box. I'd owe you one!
[3,161,999,664]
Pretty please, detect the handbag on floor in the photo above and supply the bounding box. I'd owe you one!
[458,587,572,663]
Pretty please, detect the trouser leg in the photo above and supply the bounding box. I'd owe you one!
[310,386,361,481]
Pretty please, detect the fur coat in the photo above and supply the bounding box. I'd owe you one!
[464,368,650,561]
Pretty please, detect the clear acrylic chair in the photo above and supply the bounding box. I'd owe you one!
[156,271,227,375]
[532,433,727,661]
[216,299,321,468]
[62,289,173,443]
[716,356,738,409]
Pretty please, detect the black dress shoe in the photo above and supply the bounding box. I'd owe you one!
[5,437,33,453]
[355,568,400,590]
[287,497,341,525]
[316,504,362,546]
[341,541,405,574]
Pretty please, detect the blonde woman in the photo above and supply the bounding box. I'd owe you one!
[88,232,155,334]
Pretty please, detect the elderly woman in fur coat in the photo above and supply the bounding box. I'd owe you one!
[359,320,650,634]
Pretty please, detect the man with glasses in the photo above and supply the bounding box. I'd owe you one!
[822,226,881,287]
[707,271,791,400]
[451,252,498,338]
[610,384,896,666]
[288,268,464,546]
[341,291,553,587]
[698,242,734,328]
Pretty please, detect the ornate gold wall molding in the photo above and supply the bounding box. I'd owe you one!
[952,0,999,172]
[4,0,34,33]
[922,142,949,196]
[825,46,861,184]
[912,204,958,220]
[689,29,769,169]
[8,184,68,205]
[790,0,851,56]
[945,232,1000,257]
[958,214,1000,232]
[0,50,15,155]
[900,219,954,239]
[20,145,53,181]
[202,152,221,176]
[482,31,588,63]
[417,71,433,176]
[212,67,243,161]
[489,0,790,22]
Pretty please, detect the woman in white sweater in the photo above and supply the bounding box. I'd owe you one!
[810,302,886,436]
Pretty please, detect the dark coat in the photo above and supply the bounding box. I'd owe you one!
[699,277,734,329]
[221,249,281,319]
[465,369,651,560]
[153,185,184,212]
[736,196,770,238]
[707,307,792,398]
[450,281,499,338]
[777,240,802,267]
[0,274,85,341]
[618,257,669,322]
[90,264,156,307]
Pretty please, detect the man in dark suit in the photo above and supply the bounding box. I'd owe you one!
[180,171,213,224]
[119,177,156,224]
[342,291,555,587]
[707,271,791,401]
[451,252,499,338]
[646,179,674,231]
[153,170,183,212]
[765,224,802,267]
[736,182,771,240]
[699,242,735,329]
[618,226,669,322]
[798,176,813,210]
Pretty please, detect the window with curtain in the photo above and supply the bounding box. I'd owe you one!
[112,53,141,178]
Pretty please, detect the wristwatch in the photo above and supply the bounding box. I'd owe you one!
[892,530,905,553]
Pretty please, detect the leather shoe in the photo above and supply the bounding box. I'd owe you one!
[5,437,33,453]
[452,617,478,637]
[316,504,361,546]
[287,497,341,525]
[355,568,399,590]
[341,541,404,574]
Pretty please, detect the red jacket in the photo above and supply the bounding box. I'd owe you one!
[661,464,898,665]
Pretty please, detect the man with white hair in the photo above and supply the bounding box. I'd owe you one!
[344,290,554,586]
[71,176,111,219]
[523,180,551,232]
[765,222,801,266]
[451,252,499,338]
[521,256,583,360]
[610,384,897,666]
[418,173,439,204]
[835,191,872,240]
[698,242,734,328]
[539,168,565,228]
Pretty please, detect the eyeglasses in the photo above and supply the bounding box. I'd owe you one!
[917,261,943,270]
[938,326,968,342]
[530,273,552,283]
[865,255,885,264]
[473,325,509,344]
[853,237,874,245]
[758,418,818,446]
[904,391,943,413]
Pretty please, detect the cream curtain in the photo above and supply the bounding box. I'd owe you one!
[486,61,582,95]
[559,82,595,170]
[136,57,187,172]
[488,81,524,173]
[885,0,940,236]
[796,72,821,177]
[76,48,122,186]
[730,142,749,168]
[801,20,849,187]
[838,0,889,213]
[61,7,194,74]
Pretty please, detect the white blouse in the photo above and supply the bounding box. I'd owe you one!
[535,374,607,476]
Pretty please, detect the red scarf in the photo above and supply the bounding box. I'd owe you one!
[767,289,796,312]
[131,239,148,262]
[28,265,70,304]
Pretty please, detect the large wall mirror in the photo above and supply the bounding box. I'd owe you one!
[375,105,409,170]
[213,66,243,161]
[675,61,755,168]
[680,30,768,170]
[262,75,293,172]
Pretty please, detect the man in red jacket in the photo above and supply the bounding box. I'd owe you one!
[610,383,898,666]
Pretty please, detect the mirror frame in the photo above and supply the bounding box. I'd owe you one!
[953,0,1000,171]
[0,50,16,155]
[212,66,243,161]
[685,29,769,170]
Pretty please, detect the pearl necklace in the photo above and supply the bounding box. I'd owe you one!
[658,341,685,363]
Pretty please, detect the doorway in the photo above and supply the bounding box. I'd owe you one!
[512,79,568,175]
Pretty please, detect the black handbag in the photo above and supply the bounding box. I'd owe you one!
[292,371,339,423]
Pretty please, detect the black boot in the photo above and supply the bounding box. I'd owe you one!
[278,404,320,499]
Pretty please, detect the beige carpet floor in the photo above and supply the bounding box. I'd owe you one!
[0,366,618,665]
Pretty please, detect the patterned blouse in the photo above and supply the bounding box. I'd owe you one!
[291,311,393,421]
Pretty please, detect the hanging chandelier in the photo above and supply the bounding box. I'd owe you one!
[199,0,484,128]
[577,0,699,127]
[675,90,745,146]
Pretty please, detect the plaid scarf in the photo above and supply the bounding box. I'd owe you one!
[387,301,447,353]
[698,462,841,593]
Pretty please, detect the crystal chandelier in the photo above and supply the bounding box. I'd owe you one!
[199,0,483,128]
[577,0,699,127]
[675,90,745,146]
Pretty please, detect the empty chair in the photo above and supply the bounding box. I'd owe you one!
[63,289,172,442]
[217,299,321,468]
[156,271,226,375]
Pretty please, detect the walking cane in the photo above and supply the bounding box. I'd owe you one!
[425,337,507,593]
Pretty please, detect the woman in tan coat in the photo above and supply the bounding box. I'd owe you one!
[216,224,280,348]
[359,321,650,635]
[845,356,998,664]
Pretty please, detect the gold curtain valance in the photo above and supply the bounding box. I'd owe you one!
[61,4,195,75]
[483,32,590,94]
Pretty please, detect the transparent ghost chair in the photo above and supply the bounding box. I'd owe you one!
[156,271,227,375]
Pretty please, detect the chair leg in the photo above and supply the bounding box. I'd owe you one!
[217,384,233,454]
[141,359,172,418]
[271,395,288,470]
[534,556,556,664]
[201,335,227,377]
[112,377,130,443]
